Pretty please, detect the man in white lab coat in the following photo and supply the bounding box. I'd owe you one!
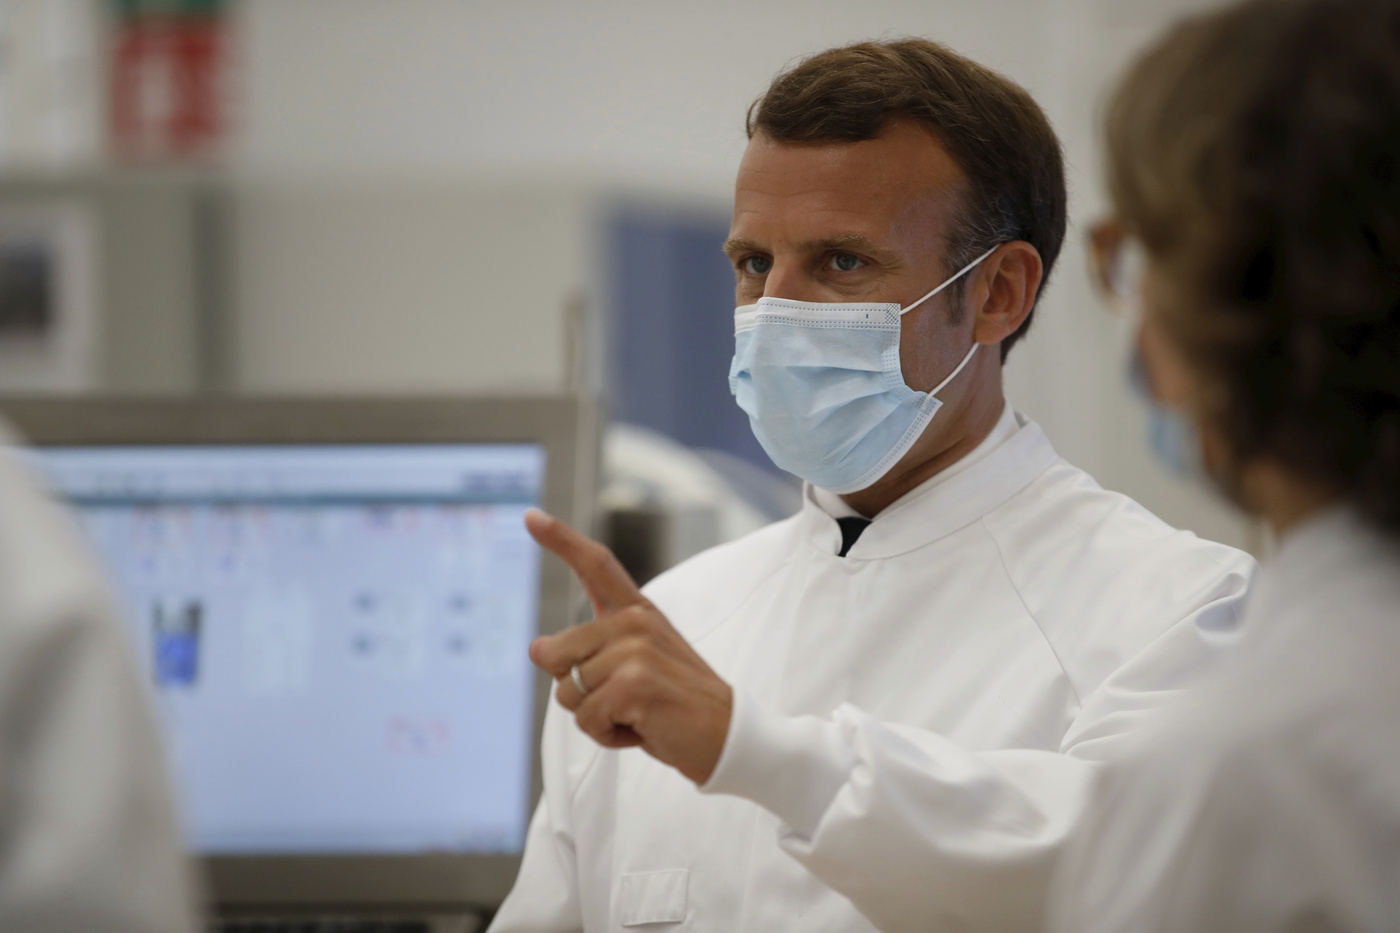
[0,429,199,933]
[490,38,1255,933]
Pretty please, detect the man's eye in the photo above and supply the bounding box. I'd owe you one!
[742,256,773,275]
[829,252,864,272]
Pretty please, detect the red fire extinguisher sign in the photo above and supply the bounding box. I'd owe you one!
[110,14,227,162]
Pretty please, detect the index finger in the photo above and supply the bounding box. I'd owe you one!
[524,508,645,614]
[528,619,610,678]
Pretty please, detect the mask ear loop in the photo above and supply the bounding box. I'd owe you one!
[929,342,980,398]
[898,244,1000,316]
[898,244,1000,398]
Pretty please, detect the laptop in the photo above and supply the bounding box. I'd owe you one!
[1,396,598,933]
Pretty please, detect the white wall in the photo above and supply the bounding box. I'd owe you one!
[228,0,1256,551]
[0,0,102,168]
[231,178,593,394]
[235,0,1058,188]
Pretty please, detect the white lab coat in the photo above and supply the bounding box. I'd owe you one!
[490,409,1255,933]
[1048,507,1400,933]
[0,438,199,932]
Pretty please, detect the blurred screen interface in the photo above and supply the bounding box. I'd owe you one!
[29,443,545,856]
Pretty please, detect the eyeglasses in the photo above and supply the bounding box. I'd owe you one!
[1087,218,1147,317]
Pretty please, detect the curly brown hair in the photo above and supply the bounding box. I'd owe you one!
[1107,0,1400,535]
[747,39,1066,360]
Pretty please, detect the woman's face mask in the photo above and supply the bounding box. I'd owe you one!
[1092,227,1203,479]
[1129,348,1202,479]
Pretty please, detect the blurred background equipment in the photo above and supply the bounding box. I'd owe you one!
[0,170,225,391]
[602,423,799,585]
[3,394,599,933]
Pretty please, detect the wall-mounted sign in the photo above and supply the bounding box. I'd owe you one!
[108,0,229,163]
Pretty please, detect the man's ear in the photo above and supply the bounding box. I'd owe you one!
[971,242,1042,345]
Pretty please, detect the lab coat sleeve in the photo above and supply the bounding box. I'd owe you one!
[0,579,200,932]
[700,591,1245,933]
[1047,720,1387,933]
[488,698,589,933]
[702,691,1095,933]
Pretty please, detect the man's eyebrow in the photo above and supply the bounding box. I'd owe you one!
[721,237,763,259]
[721,234,902,265]
[809,234,902,265]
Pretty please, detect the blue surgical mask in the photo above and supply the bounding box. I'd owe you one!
[728,246,997,493]
[1128,350,1200,478]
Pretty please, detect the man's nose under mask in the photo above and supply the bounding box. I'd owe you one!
[728,246,996,494]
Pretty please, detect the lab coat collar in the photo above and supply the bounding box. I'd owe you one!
[798,413,1059,560]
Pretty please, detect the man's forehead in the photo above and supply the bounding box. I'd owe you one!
[731,123,967,244]
[738,121,963,188]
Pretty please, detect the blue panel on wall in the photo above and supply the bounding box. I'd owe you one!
[606,206,775,473]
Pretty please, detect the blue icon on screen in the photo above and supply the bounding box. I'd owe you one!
[153,599,202,688]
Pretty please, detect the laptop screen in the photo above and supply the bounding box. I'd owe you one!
[30,442,546,857]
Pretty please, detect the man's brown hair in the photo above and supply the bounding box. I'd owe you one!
[747,38,1066,359]
[1107,0,1400,535]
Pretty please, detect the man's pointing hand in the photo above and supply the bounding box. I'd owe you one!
[524,508,733,785]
